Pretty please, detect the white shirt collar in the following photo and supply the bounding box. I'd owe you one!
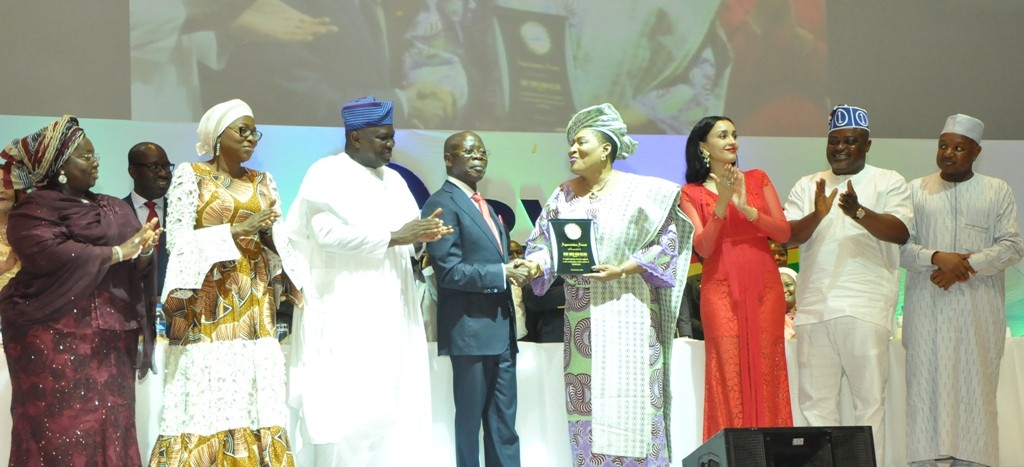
[129,191,164,209]
[446,176,476,198]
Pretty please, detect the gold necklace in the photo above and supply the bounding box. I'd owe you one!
[584,174,613,200]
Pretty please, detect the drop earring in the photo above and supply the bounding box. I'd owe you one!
[700,148,710,167]
[214,141,221,157]
[58,169,68,184]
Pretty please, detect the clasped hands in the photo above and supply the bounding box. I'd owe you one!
[503,259,628,286]
[930,251,975,290]
[505,259,537,287]
[709,166,756,219]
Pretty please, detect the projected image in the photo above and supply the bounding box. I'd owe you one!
[129,0,827,135]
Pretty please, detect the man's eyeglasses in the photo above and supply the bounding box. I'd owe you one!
[453,148,490,159]
[232,126,263,142]
[132,162,176,173]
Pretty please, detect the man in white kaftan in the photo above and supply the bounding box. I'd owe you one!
[286,97,452,466]
[785,106,912,466]
[900,114,1023,467]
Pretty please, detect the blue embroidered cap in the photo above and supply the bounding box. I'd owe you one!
[827,105,870,134]
[341,96,394,131]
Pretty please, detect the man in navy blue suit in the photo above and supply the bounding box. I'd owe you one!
[124,142,171,297]
[422,131,522,467]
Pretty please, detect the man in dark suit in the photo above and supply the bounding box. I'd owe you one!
[422,131,522,467]
[124,142,171,297]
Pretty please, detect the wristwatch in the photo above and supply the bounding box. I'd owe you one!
[854,207,866,219]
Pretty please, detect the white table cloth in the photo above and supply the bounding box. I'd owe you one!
[0,338,1021,466]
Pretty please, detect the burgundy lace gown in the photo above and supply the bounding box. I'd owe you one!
[0,190,153,467]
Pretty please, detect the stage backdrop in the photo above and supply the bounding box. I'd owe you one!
[1,0,1022,331]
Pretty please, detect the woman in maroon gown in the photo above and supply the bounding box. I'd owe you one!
[0,115,161,467]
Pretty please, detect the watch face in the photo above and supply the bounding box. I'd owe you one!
[856,207,866,219]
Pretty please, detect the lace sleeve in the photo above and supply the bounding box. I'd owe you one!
[524,187,563,296]
[631,207,680,288]
[161,163,239,300]
[265,172,307,290]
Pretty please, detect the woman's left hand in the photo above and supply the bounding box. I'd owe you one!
[583,264,626,282]
[727,167,748,210]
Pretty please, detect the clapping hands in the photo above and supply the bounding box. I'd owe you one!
[121,217,162,261]
[813,178,839,220]
[393,208,454,246]
[232,200,281,238]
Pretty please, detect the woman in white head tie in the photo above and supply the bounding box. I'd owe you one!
[148,99,303,466]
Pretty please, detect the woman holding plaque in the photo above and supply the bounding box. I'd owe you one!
[679,116,792,441]
[521,103,693,466]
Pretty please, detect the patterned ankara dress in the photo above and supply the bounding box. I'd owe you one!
[0,190,153,467]
[149,163,301,466]
[680,169,792,441]
[525,172,693,467]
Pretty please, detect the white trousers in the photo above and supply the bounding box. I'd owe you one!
[796,316,889,466]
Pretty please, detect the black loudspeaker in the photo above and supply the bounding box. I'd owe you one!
[682,426,875,467]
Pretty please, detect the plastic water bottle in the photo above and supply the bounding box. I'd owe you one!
[275,323,290,342]
[155,303,167,339]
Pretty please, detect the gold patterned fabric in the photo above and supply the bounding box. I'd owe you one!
[149,164,300,467]
[0,241,19,290]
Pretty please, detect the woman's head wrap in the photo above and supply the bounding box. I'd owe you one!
[779,267,799,282]
[1,115,84,189]
[196,99,254,157]
[566,103,638,160]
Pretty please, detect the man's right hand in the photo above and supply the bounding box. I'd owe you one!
[931,251,975,281]
[391,208,453,246]
[813,178,838,219]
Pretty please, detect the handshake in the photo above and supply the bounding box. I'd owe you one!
[505,259,540,287]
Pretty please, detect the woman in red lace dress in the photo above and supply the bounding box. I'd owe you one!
[679,116,793,441]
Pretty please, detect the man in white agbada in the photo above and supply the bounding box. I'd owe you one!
[900,114,1023,467]
[784,105,912,466]
[285,96,453,466]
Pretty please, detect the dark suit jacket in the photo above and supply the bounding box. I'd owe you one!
[423,181,515,356]
[123,194,169,298]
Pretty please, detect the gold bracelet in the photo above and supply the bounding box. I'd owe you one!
[619,266,627,279]
[745,207,759,222]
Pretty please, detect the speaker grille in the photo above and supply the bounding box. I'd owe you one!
[830,426,876,467]
[726,430,765,466]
